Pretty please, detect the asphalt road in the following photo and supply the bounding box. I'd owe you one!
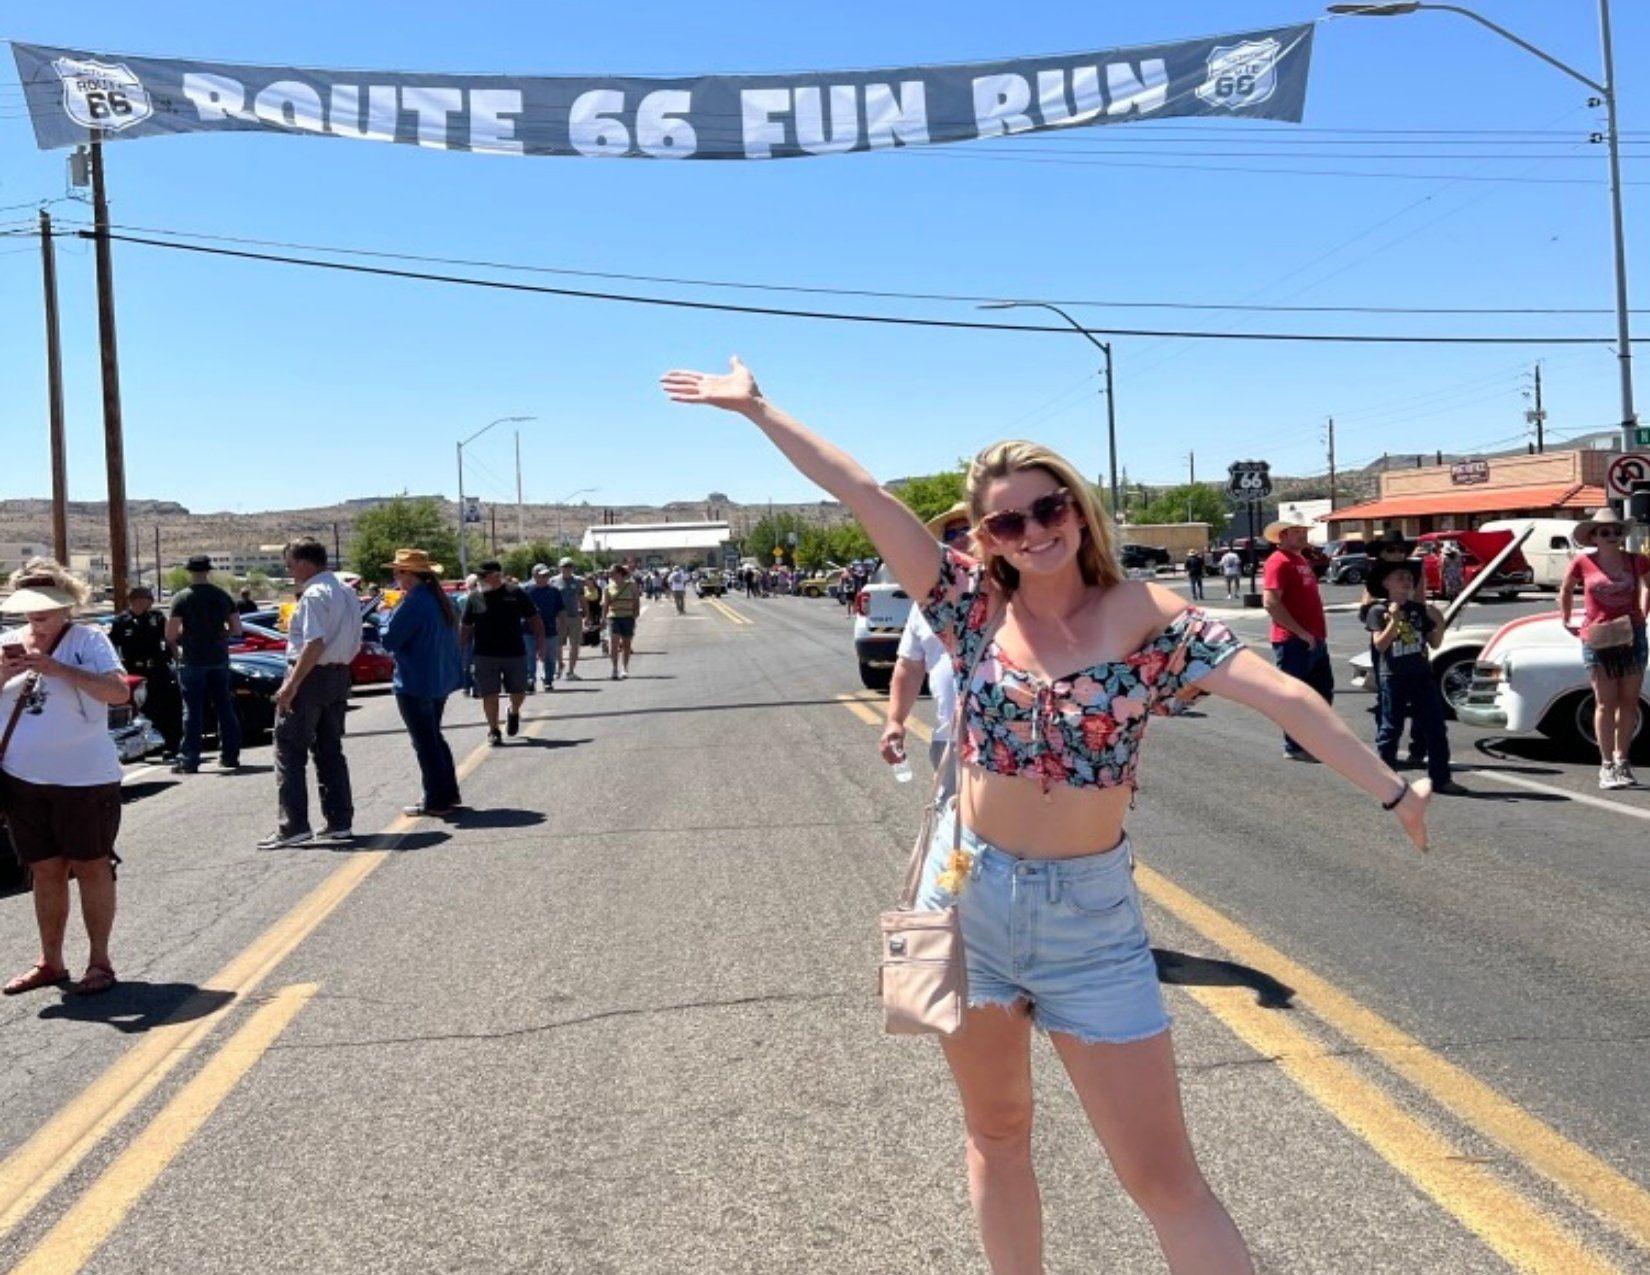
[0,583,1644,1274]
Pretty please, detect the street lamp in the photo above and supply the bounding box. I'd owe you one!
[1328,1,1638,460]
[979,301,1121,522]
[457,415,534,578]
[556,487,598,551]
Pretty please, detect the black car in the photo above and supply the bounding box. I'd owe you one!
[1119,543,1171,571]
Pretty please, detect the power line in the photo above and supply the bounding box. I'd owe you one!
[89,230,1649,346]
[32,217,1645,318]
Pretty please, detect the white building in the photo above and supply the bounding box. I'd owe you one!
[580,521,732,568]
[0,542,50,575]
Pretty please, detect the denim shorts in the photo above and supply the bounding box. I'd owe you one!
[915,806,1169,1045]
[1580,624,1647,674]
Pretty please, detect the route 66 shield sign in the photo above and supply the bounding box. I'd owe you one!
[1196,39,1281,112]
[50,56,153,132]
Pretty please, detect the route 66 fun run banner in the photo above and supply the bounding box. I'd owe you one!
[11,26,1312,159]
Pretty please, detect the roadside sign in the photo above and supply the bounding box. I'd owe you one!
[1605,452,1650,499]
[1635,426,1650,448]
[1226,460,1272,500]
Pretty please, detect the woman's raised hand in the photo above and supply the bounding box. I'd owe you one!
[659,356,760,411]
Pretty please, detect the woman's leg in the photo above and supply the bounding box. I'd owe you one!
[1051,1029,1253,1275]
[1614,668,1643,761]
[1592,669,1619,765]
[940,1003,1042,1275]
[72,858,116,971]
[30,858,71,970]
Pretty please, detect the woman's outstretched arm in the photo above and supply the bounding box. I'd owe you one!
[1198,648,1431,852]
[661,358,941,600]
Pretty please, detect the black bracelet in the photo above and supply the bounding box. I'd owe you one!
[1381,781,1410,811]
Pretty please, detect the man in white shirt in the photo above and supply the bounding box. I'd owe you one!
[880,503,970,801]
[1219,547,1244,600]
[260,537,362,850]
[668,566,689,614]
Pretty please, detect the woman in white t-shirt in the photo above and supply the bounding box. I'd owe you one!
[0,561,133,996]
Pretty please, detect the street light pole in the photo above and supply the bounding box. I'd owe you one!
[1329,1,1637,456]
[456,415,534,579]
[980,302,1120,521]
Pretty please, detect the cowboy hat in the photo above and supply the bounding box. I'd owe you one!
[924,501,972,538]
[1,581,78,614]
[382,548,444,575]
[1369,527,1415,555]
[1367,557,1423,600]
[1263,517,1313,545]
[1574,507,1631,548]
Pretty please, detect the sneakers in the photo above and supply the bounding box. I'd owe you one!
[506,708,520,737]
[315,826,353,844]
[1617,761,1640,788]
[1432,780,1469,796]
[619,669,629,681]
[488,729,502,747]
[170,761,198,775]
[1601,761,1639,790]
[216,758,240,773]
[565,670,581,681]
[610,670,620,681]
[256,829,313,850]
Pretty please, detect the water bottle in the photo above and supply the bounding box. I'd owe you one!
[891,743,914,784]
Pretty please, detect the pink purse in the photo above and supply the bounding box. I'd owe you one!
[878,607,1001,1036]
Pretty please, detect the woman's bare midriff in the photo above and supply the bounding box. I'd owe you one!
[959,767,1133,859]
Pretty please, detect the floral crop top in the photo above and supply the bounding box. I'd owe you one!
[921,545,1243,793]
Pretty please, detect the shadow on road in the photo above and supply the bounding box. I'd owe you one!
[348,831,451,852]
[1469,738,1570,773]
[446,807,546,831]
[120,780,178,803]
[1153,949,1294,1009]
[345,699,862,739]
[515,737,591,751]
[38,983,235,1034]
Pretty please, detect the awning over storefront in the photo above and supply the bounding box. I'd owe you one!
[1322,482,1606,524]
[580,521,731,553]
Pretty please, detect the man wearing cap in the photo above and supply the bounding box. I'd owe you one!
[1263,519,1333,760]
[258,537,361,849]
[881,503,972,798]
[110,585,181,758]
[524,564,565,693]
[166,554,242,775]
[461,561,545,745]
[551,559,585,680]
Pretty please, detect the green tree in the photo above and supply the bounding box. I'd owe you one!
[350,497,461,585]
[892,466,967,522]
[1126,484,1228,538]
[244,570,273,600]
[500,539,573,581]
[745,512,809,567]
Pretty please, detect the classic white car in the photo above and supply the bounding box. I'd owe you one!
[1456,612,1648,752]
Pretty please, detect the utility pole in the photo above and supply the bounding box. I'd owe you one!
[1325,417,1338,511]
[153,524,161,595]
[1187,451,1195,487]
[39,209,69,564]
[515,430,525,546]
[1526,363,1546,453]
[332,521,342,570]
[89,136,132,611]
[490,507,498,553]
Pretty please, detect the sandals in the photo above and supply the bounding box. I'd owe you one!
[3,962,69,995]
[72,964,117,996]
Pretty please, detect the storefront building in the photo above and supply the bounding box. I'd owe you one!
[1321,448,1611,538]
[580,521,732,568]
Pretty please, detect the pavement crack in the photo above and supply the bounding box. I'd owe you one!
[272,990,851,1052]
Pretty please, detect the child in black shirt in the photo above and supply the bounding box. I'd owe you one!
[1366,559,1466,795]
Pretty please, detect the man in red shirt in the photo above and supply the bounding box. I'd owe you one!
[1263,518,1333,760]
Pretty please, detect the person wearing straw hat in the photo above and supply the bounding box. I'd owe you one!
[882,503,972,798]
[1262,517,1333,760]
[0,560,134,996]
[381,549,464,816]
[1560,508,1649,789]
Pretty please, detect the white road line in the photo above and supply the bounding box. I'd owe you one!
[1467,767,1650,822]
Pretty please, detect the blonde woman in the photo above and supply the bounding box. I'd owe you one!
[662,359,1430,1274]
[0,561,134,996]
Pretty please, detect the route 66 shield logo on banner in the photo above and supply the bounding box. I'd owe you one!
[50,56,153,132]
[1195,39,1281,112]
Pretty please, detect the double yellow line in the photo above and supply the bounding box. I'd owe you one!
[0,730,511,1271]
[836,692,1647,1273]
[706,597,753,626]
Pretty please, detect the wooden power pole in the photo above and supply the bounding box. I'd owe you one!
[39,208,69,564]
[1326,416,1338,510]
[90,136,132,610]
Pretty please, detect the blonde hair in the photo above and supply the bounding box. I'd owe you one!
[7,557,91,609]
[967,441,1123,595]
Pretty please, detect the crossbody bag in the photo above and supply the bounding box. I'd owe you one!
[878,603,1003,1037]
[1583,555,1642,651]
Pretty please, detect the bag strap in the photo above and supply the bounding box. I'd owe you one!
[896,576,1006,909]
[0,623,73,770]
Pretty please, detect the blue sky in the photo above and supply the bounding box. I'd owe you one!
[1,2,1645,516]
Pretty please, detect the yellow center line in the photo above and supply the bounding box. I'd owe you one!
[1188,984,1618,1275]
[707,598,752,626]
[0,733,498,1244]
[1138,864,1650,1255]
[832,697,1650,1263]
[12,982,319,1275]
